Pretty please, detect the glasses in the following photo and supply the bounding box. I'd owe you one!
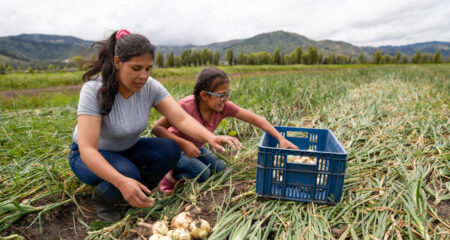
[204,89,233,101]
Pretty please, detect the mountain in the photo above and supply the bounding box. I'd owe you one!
[157,31,367,59]
[0,34,93,62]
[362,41,450,58]
[0,32,449,63]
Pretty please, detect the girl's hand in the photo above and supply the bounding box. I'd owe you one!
[117,177,154,208]
[208,135,242,152]
[181,141,201,158]
[280,139,299,149]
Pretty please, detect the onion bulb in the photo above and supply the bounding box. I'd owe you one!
[152,220,169,236]
[168,228,191,240]
[171,212,194,230]
[148,234,171,240]
[189,219,211,240]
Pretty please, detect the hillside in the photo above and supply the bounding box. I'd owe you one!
[0,32,448,63]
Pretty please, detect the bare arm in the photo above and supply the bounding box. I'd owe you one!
[234,108,298,149]
[77,115,153,208]
[151,116,201,158]
[154,96,242,151]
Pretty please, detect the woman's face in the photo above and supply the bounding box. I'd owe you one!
[114,53,153,98]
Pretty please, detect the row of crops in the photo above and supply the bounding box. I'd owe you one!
[0,64,449,239]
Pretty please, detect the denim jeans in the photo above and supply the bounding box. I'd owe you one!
[69,137,180,198]
[173,147,226,182]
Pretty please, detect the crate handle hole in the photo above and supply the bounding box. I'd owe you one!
[287,131,308,138]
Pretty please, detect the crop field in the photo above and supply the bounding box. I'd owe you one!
[0,64,449,239]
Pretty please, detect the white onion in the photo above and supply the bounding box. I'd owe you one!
[189,219,211,240]
[171,212,194,230]
[168,228,191,240]
[152,220,169,236]
[148,234,171,240]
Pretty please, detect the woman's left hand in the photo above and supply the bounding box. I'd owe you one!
[280,139,298,149]
[208,135,242,152]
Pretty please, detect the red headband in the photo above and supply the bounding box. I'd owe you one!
[116,29,130,40]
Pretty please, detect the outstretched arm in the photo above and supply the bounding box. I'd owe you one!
[234,108,298,149]
[154,96,242,152]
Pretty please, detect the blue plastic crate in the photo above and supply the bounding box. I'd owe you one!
[256,126,347,204]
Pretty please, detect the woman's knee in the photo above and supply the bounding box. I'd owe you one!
[196,168,211,183]
[212,160,226,173]
[159,138,181,167]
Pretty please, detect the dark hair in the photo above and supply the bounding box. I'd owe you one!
[193,67,230,119]
[82,31,155,115]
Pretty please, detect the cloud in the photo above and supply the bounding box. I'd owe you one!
[0,0,448,47]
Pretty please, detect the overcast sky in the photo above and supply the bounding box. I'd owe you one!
[1,0,449,47]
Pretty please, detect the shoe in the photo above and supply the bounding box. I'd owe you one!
[92,186,121,222]
[159,170,176,194]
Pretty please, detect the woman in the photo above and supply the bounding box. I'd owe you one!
[69,30,241,222]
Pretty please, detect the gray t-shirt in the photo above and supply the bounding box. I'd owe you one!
[72,77,170,151]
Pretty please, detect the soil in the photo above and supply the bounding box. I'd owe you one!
[1,180,252,240]
[1,194,97,240]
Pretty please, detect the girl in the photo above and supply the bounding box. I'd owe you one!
[151,67,298,194]
[69,30,241,222]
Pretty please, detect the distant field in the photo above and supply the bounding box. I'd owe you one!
[0,65,449,239]
[0,64,364,91]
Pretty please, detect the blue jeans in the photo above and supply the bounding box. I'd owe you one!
[69,137,180,198]
[173,147,226,182]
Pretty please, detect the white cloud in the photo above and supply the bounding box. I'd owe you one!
[0,0,448,47]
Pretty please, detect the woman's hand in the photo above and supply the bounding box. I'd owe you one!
[280,139,298,149]
[208,135,242,152]
[116,177,154,208]
[181,141,201,158]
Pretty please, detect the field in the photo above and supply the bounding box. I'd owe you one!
[0,64,449,239]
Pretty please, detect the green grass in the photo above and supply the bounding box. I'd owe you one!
[0,64,368,91]
[1,64,449,239]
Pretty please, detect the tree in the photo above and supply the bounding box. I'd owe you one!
[307,47,318,64]
[239,52,248,65]
[402,55,409,64]
[373,50,382,64]
[174,56,181,68]
[395,51,402,63]
[358,53,366,64]
[295,46,303,64]
[166,52,174,68]
[212,51,220,66]
[0,64,5,75]
[411,50,421,63]
[225,49,234,66]
[202,49,212,65]
[433,50,443,63]
[273,48,281,65]
[72,56,86,70]
[156,51,164,68]
[48,64,54,71]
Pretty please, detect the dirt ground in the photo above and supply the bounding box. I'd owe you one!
[1,181,252,240]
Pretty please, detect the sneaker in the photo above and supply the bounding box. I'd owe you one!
[159,170,176,194]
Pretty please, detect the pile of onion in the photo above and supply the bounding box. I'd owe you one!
[147,209,212,240]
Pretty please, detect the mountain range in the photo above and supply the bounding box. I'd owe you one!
[0,31,448,63]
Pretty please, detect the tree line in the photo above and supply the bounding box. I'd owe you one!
[0,47,447,74]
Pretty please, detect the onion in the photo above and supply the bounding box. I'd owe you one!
[152,220,169,236]
[148,234,172,240]
[189,218,211,240]
[171,212,194,230]
[168,228,191,240]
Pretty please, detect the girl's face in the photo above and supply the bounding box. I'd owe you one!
[114,53,153,99]
[201,82,231,112]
